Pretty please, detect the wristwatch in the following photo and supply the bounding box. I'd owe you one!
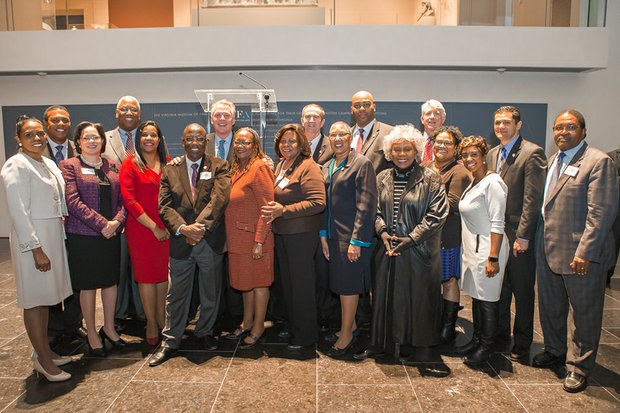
[488,256,499,263]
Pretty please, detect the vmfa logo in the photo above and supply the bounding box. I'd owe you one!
[236,110,251,120]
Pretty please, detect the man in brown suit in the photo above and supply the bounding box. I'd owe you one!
[534,109,618,393]
[150,123,231,366]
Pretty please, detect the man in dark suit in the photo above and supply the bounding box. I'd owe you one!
[486,106,546,360]
[350,91,393,175]
[41,105,86,345]
[150,123,231,366]
[533,109,618,393]
[301,103,332,165]
[300,103,337,331]
[103,96,145,328]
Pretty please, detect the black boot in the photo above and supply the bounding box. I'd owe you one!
[454,298,481,356]
[439,299,463,344]
[464,300,499,367]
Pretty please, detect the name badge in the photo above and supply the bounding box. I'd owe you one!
[81,168,95,175]
[200,171,212,180]
[277,177,290,189]
[564,165,578,177]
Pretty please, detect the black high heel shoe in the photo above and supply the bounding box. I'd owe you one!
[87,342,107,357]
[326,336,356,358]
[99,327,127,349]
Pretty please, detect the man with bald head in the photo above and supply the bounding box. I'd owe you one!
[420,99,446,162]
[350,91,393,174]
[150,123,231,366]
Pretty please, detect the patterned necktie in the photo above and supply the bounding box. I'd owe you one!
[497,146,507,173]
[191,163,199,200]
[545,152,565,203]
[356,128,364,153]
[54,145,64,164]
[124,131,135,157]
[217,139,226,159]
[422,139,433,162]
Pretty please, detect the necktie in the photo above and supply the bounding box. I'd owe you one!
[191,163,199,200]
[545,152,565,203]
[217,139,226,159]
[423,139,433,162]
[54,145,64,164]
[124,131,135,157]
[356,128,364,153]
[497,147,507,173]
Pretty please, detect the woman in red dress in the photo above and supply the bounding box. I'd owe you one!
[120,121,170,345]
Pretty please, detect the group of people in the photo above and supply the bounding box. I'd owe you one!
[1,92,618,395]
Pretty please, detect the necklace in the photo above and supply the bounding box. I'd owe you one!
[80,155,103,168]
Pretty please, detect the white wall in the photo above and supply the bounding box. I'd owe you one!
[0,1,617,236]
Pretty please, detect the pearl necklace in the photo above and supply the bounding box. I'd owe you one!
[80,155,103,168]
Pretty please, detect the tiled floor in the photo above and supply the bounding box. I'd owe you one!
[0,238,619,412]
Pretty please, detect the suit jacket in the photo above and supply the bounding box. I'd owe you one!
[103,128,129,164]
[355,120,394,175]
[540,143,619,274]
[159,154,231,259]
[322,150,377,244]
[206,133,235,165]
[311,133,333,166]
[43,140,76,165]
[60,157,126,236]
[272,156,326,234]
[487,136,547,242]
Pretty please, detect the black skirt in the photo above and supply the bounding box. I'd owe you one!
[66,233,120,290]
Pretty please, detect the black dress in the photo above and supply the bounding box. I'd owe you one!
[67,168,121,290]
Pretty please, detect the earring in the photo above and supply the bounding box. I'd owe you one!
[483,161,486,164]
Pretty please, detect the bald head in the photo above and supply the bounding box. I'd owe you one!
[351,90,376,128]
[182,123,207,162]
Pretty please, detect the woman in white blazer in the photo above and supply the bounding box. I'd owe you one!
[1,116,73,382]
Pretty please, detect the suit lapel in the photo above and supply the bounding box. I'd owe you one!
[546,143,588,205]
[488,147,499,174]
[500,137,523,179]
[194,157,209,203]
[179,157,194,205]
[110,129,126,163]
[362,122,380,155]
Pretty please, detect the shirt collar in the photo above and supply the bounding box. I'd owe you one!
[500,134,520,155]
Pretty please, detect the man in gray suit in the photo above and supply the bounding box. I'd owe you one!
[486,106,546,360]
[350,91,393,175]
[42,105,85,345]
[534,109,618,393]
[103,96,144,327]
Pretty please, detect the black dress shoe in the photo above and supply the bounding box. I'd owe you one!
[149,345,177,367]
[532,351,565,368]
[563,372,587,393]
[353,347,385,360]
[286,344,304,351]
[277,330,291,339]
[73,327,88,340]
[509,344,530,361]
[114,319,127,333]
[325,338,355,358]
[200,335,218,351]
[99,327,127,349]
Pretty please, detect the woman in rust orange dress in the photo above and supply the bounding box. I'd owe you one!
[224,127,274,348]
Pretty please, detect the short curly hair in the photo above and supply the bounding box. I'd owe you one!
[458,135,488,158]
[382,124,424,162]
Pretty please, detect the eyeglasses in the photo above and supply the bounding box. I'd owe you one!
[81,135,102,142]
[352,101,373,110]
[233,140,253,147]
[184,136,207,143]
[118,106,139,114]
[434,139,455,147]
[553,124,580,132]
[329,132,351,138]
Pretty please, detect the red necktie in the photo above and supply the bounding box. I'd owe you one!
[125,131,135,157]
[423,139,433,162]
[356,128,364,153]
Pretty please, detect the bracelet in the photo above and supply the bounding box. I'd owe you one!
[256,242,263,246]
[487,256,499,263]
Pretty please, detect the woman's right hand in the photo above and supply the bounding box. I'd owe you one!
[152,226,170,241]
[380,231,394,255]
[320,237,330,261]
[101,220,120,239]
[32,247,51,272]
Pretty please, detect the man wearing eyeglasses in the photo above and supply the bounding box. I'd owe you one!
[150,123,231,366]
[420,99,446,162]
[486,106,546,362]
[103,96,145,331]
[534,109,618,393]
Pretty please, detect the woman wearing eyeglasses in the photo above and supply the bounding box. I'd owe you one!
[60,121,126,357]
[224,127,274,348]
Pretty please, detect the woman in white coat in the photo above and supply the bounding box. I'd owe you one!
[455,135,509,367]
[0,116,73,382]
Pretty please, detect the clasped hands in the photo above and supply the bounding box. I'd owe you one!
[101,220,121,239]
[181,223,206,246]
[380,232,414,257]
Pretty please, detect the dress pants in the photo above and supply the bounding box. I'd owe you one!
[314,242,340,325]
[115,234,144,320]
[162,240,223,349]
[537,248,607,377]
[275,232,319,346]
[497,238,536,347]
[48,291,82,337]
